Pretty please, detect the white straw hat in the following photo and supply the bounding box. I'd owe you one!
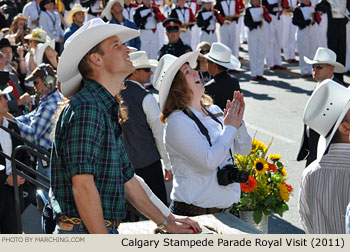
[204,42,241,70]
[66,4,89,24]
[304,47,346,73]
[24,28,49,43]
[157,51,199,111]
[101,0,125,21]
[129,51,158,69]
[303,79,350,159]
[35,39,55,65]
[57,18,139,97]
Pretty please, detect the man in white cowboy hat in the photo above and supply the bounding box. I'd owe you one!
[120,51,171,209]
[0,86,30,233]
[204,42,241,110]
[297,47,348,167]
[63,4,88,43]
[102,0,141,50]
[53,18,200,234]
[299,79,350,234]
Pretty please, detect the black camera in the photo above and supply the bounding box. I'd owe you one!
[217,164,249,186]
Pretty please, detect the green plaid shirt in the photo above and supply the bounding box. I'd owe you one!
[51,79,134,220]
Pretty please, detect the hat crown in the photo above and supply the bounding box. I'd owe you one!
[208,42,232,63]
[153,54,178,90]
[303,79,350,137]
[313,47,337,63]
[71,3,85,11]
[31,28,47,42]
[130,51,153,68]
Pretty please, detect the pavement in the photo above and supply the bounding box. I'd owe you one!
[20,44,350,234]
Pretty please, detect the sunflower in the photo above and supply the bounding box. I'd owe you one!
[251,139,267,153]
[279,182,290,202]
[268,154,282,160]
[267,162,277,172]
[254,158,268,175]
[281,168,287,177]
[240,176,258,193]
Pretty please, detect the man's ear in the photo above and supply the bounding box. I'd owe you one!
[89,53,102,66]
[338,121,350,137]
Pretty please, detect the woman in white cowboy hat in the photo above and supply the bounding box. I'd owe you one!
[299,79,350,234]
[156,51,252,216]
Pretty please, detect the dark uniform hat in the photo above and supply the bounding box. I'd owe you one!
[163,18,182,32]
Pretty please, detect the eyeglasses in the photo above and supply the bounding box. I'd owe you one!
[140,68,151,72]
[200,49,210,55]
[312,64,325,70]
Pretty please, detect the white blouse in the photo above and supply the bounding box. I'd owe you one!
[165,105,252,208]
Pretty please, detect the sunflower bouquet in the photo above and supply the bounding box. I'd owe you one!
[232,138,293,224]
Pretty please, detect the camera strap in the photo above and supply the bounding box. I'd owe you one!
[182,107,235,163]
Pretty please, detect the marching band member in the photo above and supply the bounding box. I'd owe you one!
[244,0,272,80]
[292,0,321,78]
[169,0,196,47]
[134,0,166,59]
[262,0,286,70]
[214,0,245,59]
[281,0,298,63]
[123,0,139,22]
[196,0,224,45]
[185,0,201,49]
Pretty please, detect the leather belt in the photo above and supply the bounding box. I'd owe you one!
[172,201,231,216]
[58,216,120,228]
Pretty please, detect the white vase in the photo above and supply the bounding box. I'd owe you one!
[239,211,269,234]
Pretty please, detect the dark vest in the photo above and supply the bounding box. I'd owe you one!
[120,81,161,169]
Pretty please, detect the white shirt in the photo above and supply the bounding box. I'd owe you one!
[23,1,41,29]
[165,105,252,208]
[299,143,350,233]
[328,0,347,19]
[0,118,12,175]
[129,81,172,170]
[39,10,64,41]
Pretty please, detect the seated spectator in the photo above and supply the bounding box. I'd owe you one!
[0,86,30,234]
[35,39,58,69]
[63,4,88,43]
[5,64,63,187]
[7,13,31,46]
[299,79,350,233]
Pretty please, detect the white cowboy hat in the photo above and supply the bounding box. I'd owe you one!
[66,4,89,24]
[57,18,139,97]
[0,86,13,96]
[24,28,49,43]
[101,0,124,21]
[129,51,158,69]
[157,51,199,111]
[304,47,346,73]
[303,79,350,159]
[204,42,241,70]
[35,39,55,65]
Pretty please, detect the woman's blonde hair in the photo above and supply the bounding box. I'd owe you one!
[160,68,213,123]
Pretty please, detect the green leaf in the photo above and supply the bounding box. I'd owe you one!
[263,209,271,216]
[276,161,283,168]
[253,210,262,224]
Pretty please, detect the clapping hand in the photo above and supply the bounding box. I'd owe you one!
[223,91,245,129]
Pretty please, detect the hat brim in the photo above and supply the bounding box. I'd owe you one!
[101,0,119,21]
[35,39,55,65]
[24,34,47,43]
[304,56,346,73]
[158,51,199,111]
[66,8,89,24]
[135,60,158,69]
[58,18,139,97]
[0,86,13,95]
[204,54,241,70]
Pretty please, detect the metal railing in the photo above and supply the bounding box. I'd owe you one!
[0,124,50,233]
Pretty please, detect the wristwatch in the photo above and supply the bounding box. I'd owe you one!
[157,216,169,229]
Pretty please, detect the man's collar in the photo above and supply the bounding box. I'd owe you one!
[85,78,119,111]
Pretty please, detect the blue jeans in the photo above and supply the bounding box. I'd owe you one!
[56,222,119,234]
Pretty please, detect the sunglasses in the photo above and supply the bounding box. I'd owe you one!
[140,68,151,72]
[200,49,210,55]
[312,64,325,70]
[33,80,40,85]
